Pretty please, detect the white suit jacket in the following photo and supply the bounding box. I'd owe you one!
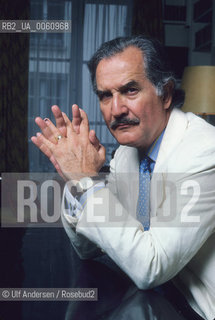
[62,108,215,320]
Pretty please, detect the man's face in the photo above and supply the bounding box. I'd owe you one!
[95,46,172,151]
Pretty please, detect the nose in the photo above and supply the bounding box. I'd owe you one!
[111,93,128,118]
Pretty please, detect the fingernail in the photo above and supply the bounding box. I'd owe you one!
[36,132,41,137]
[44,118,49,122]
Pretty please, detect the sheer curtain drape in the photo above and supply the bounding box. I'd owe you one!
[82,3,130,162]
[28,0,73,172]
[28,0,131,172]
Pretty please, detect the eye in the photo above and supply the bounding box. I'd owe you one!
[99,92,112,101]
[126,87,138,95]
[98,92,112,101]
[128,88,137,92]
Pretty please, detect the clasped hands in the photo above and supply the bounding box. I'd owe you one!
[31,104,106,180]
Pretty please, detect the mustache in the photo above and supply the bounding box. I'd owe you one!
[110,117,140,130]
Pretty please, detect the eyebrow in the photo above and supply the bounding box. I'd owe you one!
[96,89,111,98]
[96,80,140,97]
[119,80,140,93]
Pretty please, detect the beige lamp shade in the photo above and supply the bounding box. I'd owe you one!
[181,66,215,114]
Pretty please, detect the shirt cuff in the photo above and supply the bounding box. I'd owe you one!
[63,180,105,222]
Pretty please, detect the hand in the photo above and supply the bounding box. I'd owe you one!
[31,105,102,178]
[32,108,106,180]
[31,105,67,178]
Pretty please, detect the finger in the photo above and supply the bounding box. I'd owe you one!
[72,104,81,134]
[62,112,76,136]
[35,117,57,144]
[89,130,100,151]
[98,144,106,167]
[32,135,54,162]
[51,105,67,137]
[35,132,55,151]
[79,109,90,136]
[42,118,64,143]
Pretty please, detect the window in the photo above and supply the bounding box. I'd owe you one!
[28,0,132,172]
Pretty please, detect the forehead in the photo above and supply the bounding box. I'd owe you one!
[95,46,146,90]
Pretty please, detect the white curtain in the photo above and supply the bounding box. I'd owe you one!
[82,3,129,163]
[28,0,131,172]
[28,0,73,172]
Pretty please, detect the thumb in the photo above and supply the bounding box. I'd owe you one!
[98,144,106,168]
[89,130,100,151]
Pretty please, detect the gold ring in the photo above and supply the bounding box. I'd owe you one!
[55,135,62,141]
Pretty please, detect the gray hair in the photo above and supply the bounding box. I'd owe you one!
[87,35,184,108]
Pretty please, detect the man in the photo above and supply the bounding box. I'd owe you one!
[32,36,215,320]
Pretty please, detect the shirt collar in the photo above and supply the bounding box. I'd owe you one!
[146,129,165,163]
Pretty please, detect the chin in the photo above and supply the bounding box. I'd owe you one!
[115,133,148,149]
[115,136,138,147]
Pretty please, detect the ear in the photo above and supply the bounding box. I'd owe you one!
[162,81,174,110]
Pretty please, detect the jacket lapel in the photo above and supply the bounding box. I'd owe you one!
[154,108,188,173]
[150,108,189,216]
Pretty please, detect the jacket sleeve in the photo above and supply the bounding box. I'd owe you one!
[61,184,103,259]
[60,156,118,260]
[75,164,215,289]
